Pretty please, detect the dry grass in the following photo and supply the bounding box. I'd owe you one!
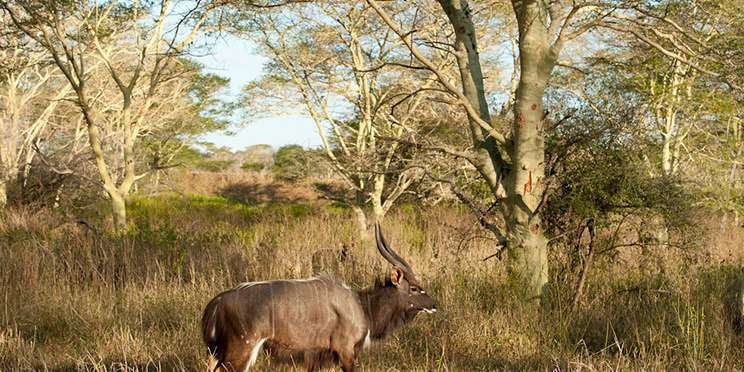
[1,193,742,371]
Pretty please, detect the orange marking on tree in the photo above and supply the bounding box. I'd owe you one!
[523,170,532,194]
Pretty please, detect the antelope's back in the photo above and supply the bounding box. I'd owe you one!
[213,277,367,349]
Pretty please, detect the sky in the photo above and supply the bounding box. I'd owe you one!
[194,35,322,151]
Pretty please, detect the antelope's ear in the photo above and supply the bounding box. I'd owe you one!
[390,267,405,286]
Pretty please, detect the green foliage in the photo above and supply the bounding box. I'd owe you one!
[194,159,234,172]
[324,202,348,216]
[272,144,308,181]
[577,33,742,226]
[135,60,230,175]
[240,162,264,172]
[398,203,418,216]
[547,144,693,226]
[129,193,261,223]
[287,203,311,217]
[544,65,700,244]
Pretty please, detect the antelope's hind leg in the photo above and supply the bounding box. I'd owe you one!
[207,353,220,372]
[222,338,267,372]
[331,339,358,372]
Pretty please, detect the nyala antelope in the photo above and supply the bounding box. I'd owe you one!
[201,224,437,371]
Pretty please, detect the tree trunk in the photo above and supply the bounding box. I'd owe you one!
[352,206,371,242]
[506,0,557,300]
[0,179,7,209]
[505,80,550,299]
[436,0,555,299]
[571,220,595,311]
[352,198,387,244]
[438,0,505,194]
[371,175,387,222]
[504,213,549,300]
[661,134,674,175]
[110,191,127,233]
[0,169,16,209]
[81,97,130,234]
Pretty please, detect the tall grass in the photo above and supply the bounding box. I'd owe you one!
[1,194,742,371]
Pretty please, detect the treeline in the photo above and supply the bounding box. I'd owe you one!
[187,144,333,181]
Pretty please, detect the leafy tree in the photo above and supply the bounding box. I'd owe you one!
[273,145,308,182]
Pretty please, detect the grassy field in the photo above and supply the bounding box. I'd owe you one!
[1,190,742,371]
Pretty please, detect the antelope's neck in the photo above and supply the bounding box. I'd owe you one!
[356,286,410,340]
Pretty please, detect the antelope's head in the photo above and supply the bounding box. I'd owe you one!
[375,223,437,315]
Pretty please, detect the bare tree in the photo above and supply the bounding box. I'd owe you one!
[0,28,72,207]
[241,2,452,238]
[1,0,221,231]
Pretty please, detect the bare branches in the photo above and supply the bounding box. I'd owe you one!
[353,61,429,73]
[378,135,477,164]
[596,2,742,92]
[32,141,102,187]
[599,22,738,91]
[245,3,451,224]
[420,167,508,246]
[365,0,507,147]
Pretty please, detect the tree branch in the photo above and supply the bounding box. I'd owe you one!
[365,0,507,147]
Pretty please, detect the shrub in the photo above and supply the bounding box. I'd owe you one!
[194,159,234,172]
[272,145,308,181]
[240,162,264,172]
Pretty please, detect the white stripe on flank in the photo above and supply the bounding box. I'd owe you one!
[235,277,321,290]
[245,338,267,371]
[210,300,219,339]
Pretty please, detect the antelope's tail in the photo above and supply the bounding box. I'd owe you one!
[201,295,223,371]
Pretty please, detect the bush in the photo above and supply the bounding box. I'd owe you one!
[194,159,234,172]
[272,145,308,181]
[543,97,700,257]
[240,162,264,172]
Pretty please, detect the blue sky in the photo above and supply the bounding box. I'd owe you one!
[194,35,322,151]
